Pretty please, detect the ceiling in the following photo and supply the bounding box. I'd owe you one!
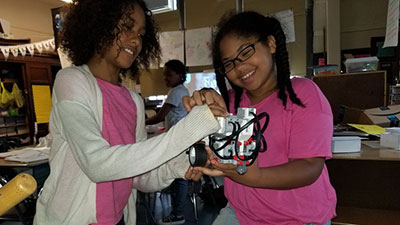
[37,0,65,7]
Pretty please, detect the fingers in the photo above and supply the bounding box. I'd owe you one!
[184,167,194,180]
[205,146,214,160]
[201,89,215,106]
[184,166,203,181]
[208,104,229,117]
[210,90,227,112]
[184,89,228,116]
[190,168,203,181]
[195,167,224,177]
[182,96,196,112]
[192,91,205,106]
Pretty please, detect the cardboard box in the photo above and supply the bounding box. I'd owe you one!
[341,105,400,127]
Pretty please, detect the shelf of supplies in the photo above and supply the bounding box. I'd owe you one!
[333,206,400,225]
[0,115,25,118]
[0,130,29,138]
[0,123,26,128]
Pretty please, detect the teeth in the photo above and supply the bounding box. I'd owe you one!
[124,48,133,55]
[241,71,254,80]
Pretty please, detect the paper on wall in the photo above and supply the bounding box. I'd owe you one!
[383,0,399,48]
[271,9,296,43]
[159,31,184,67]
[185,27,213,66]
[32,85,52,124]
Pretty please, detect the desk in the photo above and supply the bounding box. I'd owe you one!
[328,142,400,225]
[0,158,49,225]
[0,159,48,167]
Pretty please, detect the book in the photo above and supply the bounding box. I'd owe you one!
[332,136,361,153]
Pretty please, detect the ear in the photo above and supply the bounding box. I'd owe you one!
[267,35,276,54]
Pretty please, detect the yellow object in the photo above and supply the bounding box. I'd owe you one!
[347,123,386,135]
[32,85,52,124]
[0,173,37,216]
[12,83,24,108]
[0,82,14,109]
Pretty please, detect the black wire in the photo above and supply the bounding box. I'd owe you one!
[209,111,269,166]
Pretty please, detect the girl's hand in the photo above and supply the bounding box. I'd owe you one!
[192,146,236,177]
[184,166,203,181]
[194,147,262,185]
[182,88,228,117]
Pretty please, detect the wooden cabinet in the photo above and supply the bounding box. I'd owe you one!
[328,144,400,225]
[0,53,60,146]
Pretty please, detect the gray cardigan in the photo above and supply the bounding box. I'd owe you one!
[33,65,219,225]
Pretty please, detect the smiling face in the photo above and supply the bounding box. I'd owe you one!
[103,2,146,70]
[219,34,278,101]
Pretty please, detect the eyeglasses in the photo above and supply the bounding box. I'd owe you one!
[219,40,260,74]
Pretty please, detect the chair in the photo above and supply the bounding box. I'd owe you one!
[136,191,157,225]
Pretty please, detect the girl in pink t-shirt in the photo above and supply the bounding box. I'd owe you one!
[192,11,337,225]
[33,1,227,225]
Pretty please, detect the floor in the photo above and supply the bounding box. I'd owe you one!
[137,189,225,225]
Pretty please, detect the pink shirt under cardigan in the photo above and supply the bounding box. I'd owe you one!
[93,78,137,225]
[225,77,337,225]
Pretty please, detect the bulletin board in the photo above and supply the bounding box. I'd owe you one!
[312,71,387,120]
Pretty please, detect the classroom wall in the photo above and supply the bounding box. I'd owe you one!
[140,0,306,97]
[0,0,62,42]
[340,0,388,50]
[0,0,392,96]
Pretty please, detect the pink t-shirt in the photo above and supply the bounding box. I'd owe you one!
[225,77,336,225]
[93,78,137,225]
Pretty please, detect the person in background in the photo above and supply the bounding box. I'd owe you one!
[185,11,337,225]
[146,59,189,130]
[146,59,189,225]
[33,1,227,225]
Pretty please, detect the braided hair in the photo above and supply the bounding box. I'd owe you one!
[212,11,304,112]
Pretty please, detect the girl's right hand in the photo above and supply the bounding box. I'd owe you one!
[193,146,235,177]
[182,88,228,118]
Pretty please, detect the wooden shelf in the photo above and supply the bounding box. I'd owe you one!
[0,123,26,128]
[0,129,29,137]
[333,206,400,225]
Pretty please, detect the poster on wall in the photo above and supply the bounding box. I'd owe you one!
[271,9,295,43]
[51,7,66,49]
[159,31,184,67]
[383,0,399,48]
[185,27,212,67]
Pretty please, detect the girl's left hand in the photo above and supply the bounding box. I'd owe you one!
[184,166,203,181]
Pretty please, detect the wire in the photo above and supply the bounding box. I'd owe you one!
[209,112,269,166]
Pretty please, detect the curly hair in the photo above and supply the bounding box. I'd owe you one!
[212,11,304,112]
[60,0,161,77]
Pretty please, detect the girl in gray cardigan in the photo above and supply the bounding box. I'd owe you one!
[33,1,225,224]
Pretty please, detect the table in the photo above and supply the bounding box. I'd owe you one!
[328,142,400,225]
[0,159,48,167]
